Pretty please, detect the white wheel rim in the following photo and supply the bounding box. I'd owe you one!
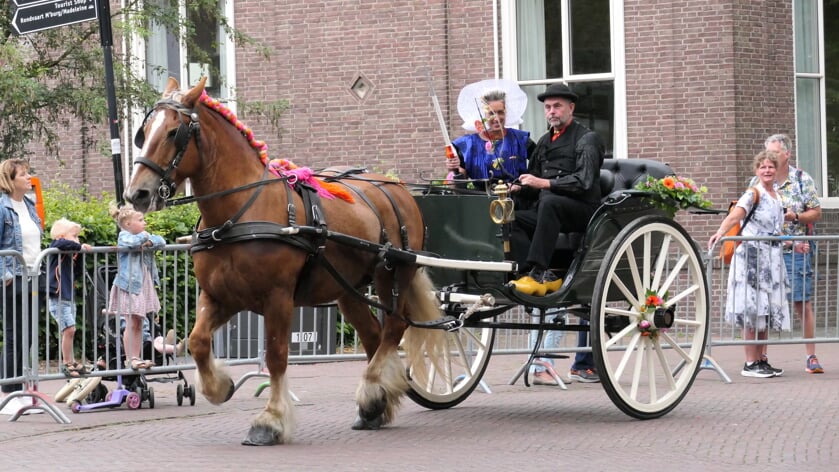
[596,221,708,414]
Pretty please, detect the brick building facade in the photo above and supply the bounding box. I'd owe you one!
[32,0,831,238]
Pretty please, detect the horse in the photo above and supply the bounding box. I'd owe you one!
[124,77,445,445]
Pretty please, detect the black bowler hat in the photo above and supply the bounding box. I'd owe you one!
[537,83,578,103]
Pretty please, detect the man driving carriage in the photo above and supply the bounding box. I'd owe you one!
[508,82,605,383]
[508,82,605,296]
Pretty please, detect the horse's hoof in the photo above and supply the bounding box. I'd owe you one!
[351,413,383,430]
[224,378,235,402]
[242,425,282,446]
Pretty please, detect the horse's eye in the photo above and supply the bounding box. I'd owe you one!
[167,128,178,139]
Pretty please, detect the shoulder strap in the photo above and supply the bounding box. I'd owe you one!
[738,187,760,235]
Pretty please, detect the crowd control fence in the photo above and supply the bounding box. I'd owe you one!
[3,234,839,421]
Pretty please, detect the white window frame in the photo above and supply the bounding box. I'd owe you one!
[126,0,237,166]
[500,0,626,159]
[794,0,832,206]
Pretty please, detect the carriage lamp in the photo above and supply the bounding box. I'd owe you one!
[489,182,515,225]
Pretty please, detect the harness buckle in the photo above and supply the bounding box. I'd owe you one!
[444,318,464,332]
[158,183,172,200]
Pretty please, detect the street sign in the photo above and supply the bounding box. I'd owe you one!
[11,0,98,35]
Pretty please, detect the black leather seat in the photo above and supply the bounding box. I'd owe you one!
[552,158,674,252]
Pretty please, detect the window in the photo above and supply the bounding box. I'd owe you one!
[502,0,624,157]
[143,0,233,99]
[793,0,827,196]
[130,0,234,192]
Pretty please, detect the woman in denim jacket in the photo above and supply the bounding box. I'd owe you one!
[106,203,166,370]
[0,159,43,414]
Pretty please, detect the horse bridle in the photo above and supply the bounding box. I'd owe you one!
[133,99,201,200]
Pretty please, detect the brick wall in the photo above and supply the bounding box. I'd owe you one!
[623,0,798,238]
[233,0,496,182]
[26,0,819,231]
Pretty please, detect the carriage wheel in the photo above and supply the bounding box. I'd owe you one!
[177,384,184,406]
[147,387,155,409]
[405,323,495,410]
[590,216,709,420]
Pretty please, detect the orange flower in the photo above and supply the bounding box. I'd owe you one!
[645,295,663,307]
[662,176,676,189]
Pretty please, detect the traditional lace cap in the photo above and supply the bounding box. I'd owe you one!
[457,78,528,132]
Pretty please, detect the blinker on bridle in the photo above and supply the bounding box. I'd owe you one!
[133,100,201,200]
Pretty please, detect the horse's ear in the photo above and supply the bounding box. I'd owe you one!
[182,77,208,106]
[164,77,180,97]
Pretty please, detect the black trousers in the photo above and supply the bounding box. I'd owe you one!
[2,276,45,393]
[511,193,598,270]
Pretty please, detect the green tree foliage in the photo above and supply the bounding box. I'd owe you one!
[41,183,200,358]
[0,0,284,162]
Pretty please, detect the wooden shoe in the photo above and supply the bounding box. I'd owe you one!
[510,275,546,296]
[544,277,563,294]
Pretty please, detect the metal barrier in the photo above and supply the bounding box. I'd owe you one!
[5,233,839,421]
[1,244,359,421]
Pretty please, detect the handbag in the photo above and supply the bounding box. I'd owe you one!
[720,187,760,264]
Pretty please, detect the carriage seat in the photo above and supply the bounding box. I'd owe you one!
[553,158,674,251]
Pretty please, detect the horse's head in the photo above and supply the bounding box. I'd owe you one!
[125,77,206,212]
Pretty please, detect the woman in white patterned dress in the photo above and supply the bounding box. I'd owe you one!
[708,150,789,378]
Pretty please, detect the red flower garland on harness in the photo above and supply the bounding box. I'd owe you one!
[198,91,352,203]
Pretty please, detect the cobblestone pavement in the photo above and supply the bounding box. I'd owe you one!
[1,343,837,471]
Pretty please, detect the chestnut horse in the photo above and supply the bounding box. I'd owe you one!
[125,77,444,445]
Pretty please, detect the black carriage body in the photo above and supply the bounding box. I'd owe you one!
[407,159,711,420]
[414,158,677,308]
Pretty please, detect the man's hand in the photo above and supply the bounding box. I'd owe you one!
[518,174,550,190]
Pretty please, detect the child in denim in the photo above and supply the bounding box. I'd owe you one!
[106,203,165,370]
[47,218,92,377]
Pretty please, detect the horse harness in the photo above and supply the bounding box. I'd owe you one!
[133,100,450,328]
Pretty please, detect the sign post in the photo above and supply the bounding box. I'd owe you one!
[96,0,125,204]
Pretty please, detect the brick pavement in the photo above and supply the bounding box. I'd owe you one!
[1,343,837,471]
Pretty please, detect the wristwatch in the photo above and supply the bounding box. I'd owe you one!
[793,212,799,224]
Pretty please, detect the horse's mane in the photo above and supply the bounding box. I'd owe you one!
[197,91,353,203]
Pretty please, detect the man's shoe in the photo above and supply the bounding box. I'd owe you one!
[541,270,563,294]
[806,355,824,374]
[568,368,600,383]
[740,361,775,378]
[509,275,546,296]
[510,268,562,297]
[759,356,783,376]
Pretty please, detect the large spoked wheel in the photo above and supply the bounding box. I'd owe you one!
[591,216,709,419]
[405,322,495,410]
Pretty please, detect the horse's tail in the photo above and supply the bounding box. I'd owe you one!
[400,268,447,388]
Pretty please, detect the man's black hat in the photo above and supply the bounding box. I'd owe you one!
[537,83,578,103]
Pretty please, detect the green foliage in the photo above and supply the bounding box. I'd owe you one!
[42,183,199,245]
[0,0,281,162]
[40,184,200,358]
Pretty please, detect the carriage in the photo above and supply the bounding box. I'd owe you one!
[125,77,710,445]
[408,158,709,420]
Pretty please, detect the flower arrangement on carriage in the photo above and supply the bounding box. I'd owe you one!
[634,175,713,216]
[636,289,670,340]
